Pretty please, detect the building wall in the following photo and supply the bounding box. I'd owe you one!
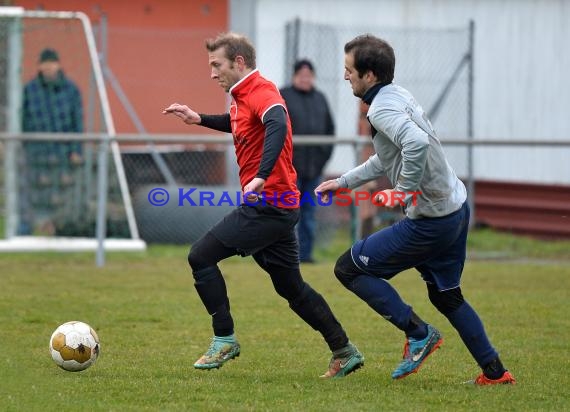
[250,0,570,184]
[12,0,570,183]
[15,0,229,134]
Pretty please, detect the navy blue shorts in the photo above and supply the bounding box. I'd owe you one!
[350,202,470,291]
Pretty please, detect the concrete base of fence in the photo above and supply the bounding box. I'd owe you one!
[133,185,240,244]
[0,236,147,252]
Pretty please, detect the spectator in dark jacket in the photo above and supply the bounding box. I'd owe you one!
[280,59,335,263]
[19,48,83,235]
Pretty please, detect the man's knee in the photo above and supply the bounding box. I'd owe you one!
[187,245,207,271]
[264,265,304,301]
[334,249,361,288]
[187,232,222,271]
[192,265,222,285]
[427,284,465,315]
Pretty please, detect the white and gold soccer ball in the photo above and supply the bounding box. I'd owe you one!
[49,321,100,372]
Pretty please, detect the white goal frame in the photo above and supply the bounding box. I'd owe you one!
[0,7,145,264]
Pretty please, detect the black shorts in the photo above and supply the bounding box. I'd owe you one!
[210,203,300,268]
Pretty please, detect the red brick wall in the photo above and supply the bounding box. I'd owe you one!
[15,0,229,134]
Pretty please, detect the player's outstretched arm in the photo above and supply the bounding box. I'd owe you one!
[162,103,201,125]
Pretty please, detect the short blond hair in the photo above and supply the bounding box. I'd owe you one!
[205,32,256,68]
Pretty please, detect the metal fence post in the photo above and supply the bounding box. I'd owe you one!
[4,12,23,238]
[95,139,109,266]
[467,19,475,226]
[350,138,362,244]
[284,17,301,82]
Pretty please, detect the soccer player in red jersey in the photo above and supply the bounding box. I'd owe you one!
[163,32,363,377]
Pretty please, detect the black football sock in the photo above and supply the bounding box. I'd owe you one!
[193,266,234,336]
[483,357,506,380]
[289,283,349,352]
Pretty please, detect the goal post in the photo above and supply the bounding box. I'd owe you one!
[0,7,145,263]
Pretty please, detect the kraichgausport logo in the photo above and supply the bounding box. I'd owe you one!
[147,188,421,207]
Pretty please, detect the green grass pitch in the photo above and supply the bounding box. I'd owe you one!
[1,236,569,411]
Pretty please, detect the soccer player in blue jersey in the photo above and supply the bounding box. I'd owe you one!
[316,34,515,385]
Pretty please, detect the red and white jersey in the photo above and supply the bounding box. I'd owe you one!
[229,69,300,208]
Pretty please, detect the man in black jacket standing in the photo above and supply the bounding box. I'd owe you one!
[281,59,335,263]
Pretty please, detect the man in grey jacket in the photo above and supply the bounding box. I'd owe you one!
[315,34,515,385]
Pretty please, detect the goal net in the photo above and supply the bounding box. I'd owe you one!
[0,8,144,253]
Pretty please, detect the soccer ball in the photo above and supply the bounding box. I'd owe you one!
[49,321,100,372]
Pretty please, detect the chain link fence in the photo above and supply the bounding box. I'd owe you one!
[279,19,473,237]
[280,20,473,134]
[123,140,233,244]
[0,134,354,246]
[0,12,129,241]
[121,137,350,246]
[0,135,130,239]
[258,20,473,177]
[0,15,475,249]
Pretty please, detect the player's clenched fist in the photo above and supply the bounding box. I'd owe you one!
[314,179,340,204]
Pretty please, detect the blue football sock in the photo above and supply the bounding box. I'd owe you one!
[446,301,498,367]
[405,311,429,340]
[351,274,413,331]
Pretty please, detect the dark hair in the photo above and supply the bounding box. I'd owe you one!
[293,58,315,74]
[205,32,256,68]
[344,34,395,83]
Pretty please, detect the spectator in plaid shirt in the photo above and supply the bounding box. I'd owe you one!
[19,48,84,235]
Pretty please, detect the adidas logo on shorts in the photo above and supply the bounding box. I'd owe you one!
[359,255,369,265]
